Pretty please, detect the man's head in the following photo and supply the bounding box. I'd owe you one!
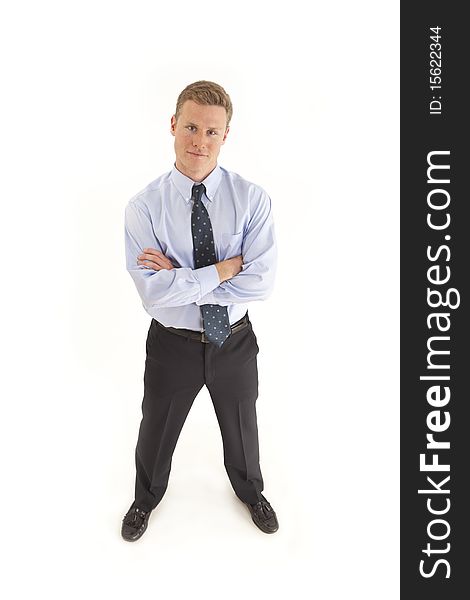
[170,80,232,182]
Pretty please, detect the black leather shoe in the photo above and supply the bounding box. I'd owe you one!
[121,505,152,541]
[245,496,279,534]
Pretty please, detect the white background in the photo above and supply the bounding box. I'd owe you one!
[0,1,399,598]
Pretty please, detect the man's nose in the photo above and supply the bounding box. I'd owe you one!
[193,132,205,148]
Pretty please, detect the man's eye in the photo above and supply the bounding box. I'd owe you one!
[208,131,217,136]
[187,126,196,131]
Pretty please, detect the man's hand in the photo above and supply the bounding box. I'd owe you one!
[215,255,243,282]
[137,248,175,270]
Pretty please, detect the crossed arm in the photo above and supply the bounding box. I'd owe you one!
[125,191,276,309]
[137,248,243,283]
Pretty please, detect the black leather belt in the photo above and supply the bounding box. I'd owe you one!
[155,312,250,343]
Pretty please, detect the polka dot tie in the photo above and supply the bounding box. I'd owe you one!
[191,183,231,348]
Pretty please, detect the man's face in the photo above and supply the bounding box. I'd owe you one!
[170,100,229,181]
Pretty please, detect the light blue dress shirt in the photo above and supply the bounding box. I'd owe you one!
[124,163,277,331]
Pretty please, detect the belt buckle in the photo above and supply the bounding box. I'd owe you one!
[201,331,208,343]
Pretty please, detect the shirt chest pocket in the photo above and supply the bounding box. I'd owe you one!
[219,231,244,258]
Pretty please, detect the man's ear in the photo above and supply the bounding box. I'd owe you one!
[222,126,230,144]
[170,115,176,136]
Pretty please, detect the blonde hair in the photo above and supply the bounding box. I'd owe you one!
[175,80,233,126]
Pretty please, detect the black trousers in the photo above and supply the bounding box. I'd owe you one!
[132,311,264,512]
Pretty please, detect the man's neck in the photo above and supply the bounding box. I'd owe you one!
[174,162,217,183]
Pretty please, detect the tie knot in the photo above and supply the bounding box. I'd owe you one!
[192,183,205,199]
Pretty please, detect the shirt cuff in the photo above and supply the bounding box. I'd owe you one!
[193,264,220,298]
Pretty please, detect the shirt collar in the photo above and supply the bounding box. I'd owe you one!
[170,163,222,203]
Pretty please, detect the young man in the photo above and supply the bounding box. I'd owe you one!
[122,80,278,541]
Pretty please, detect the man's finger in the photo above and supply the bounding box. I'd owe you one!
[139,252,166,262]
[139,248,173,266]
[139,258,167,269]
[139,251,172,266]
[138,260,170,270]
[138,256,173,270]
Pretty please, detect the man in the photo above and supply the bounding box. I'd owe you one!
[122,80,278,541]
